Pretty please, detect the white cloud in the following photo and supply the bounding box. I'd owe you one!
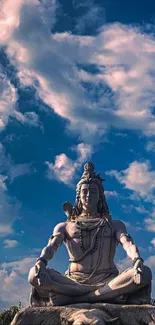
[0,189,20,237]
[1,257,36,275]
[151,239,155,247]
[14,111,43,130]
[9,163,31,182]
[0,71,18,131]
[145,210,155,232]
[0,67,42,131]
[0,256,36,308]
[0,225,13,237]
[107,161,155,202]
[134,206,149,214]
[0,269,30,308]
[117,257,132,273]
[104,190,118,198]
[1,0,155,141]
[0,143,32,237]
[0,0,26,45]
[0,142,31,182]
[46,143,92,185]
[146,141,155,153]
[4,239,19,248]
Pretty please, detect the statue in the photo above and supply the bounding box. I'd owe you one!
[28,162,152,307]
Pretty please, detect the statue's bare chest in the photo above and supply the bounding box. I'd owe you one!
[65,220,116,256]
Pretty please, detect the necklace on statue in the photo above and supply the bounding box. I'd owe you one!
[79,229,99,253]
[77,218,106,253]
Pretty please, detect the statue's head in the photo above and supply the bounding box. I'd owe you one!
[73,162,109,216]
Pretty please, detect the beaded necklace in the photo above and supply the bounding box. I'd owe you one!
[76,218,106,254]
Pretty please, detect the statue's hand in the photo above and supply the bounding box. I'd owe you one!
[34,260,48,286]
[34,260,46,277]
[133,258,144,284]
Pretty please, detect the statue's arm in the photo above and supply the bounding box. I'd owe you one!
[38,222,66,264]
[114,220,140,261]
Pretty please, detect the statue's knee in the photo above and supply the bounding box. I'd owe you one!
[28,266,39,286]
[142,265,152,284]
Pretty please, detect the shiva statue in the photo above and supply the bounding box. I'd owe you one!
[28,162,152,306]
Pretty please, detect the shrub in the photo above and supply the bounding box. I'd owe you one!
[0,302,22,325]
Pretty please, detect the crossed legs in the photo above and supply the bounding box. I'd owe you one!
[75,265,152,303]
[28,265,152,306]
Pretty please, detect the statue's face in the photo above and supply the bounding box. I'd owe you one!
[80,182,99,211]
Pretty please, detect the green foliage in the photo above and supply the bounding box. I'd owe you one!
[0,302,22,325]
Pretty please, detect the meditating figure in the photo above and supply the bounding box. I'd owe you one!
[28,162,152,306]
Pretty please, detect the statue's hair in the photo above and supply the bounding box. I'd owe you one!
[73,162,109,216]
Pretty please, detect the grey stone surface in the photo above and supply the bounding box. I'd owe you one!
[11,303,155,325]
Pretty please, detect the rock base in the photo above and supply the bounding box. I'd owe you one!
[11,303,155,325]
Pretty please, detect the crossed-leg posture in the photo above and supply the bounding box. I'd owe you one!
[28,162,153,307]
[29,264,152,306]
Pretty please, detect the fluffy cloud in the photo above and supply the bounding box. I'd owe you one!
[0,71,18,131]
[3,239,19,248]
[107,161,155,202]
[0,269,30,309]
[0,0,155,141]
[0,257,36,308]
[1,257,36,275]
[46,143,92,185]
[107,161,155,232]
[0,143,31,237]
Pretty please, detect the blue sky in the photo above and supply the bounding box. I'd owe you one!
[0,0,155,309]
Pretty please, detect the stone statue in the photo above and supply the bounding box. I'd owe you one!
[28,162,152,307]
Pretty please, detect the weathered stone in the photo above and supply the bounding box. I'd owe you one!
[11,303,155,325]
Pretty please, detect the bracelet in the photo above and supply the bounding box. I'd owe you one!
[36,257,47,266]
[132,257,144,266]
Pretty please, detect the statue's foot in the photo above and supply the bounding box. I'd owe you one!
[126,284,152,305]
[30,287,49,307]
[49,292,73,306]
[126,295,151,305]
[113,294,128,304]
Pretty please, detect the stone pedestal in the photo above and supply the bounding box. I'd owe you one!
[11,303,155,325]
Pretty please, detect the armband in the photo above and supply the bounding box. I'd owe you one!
[119,233,133,243]
[36,257,47,266]
[132,257,144,266]
[49,232,62,241]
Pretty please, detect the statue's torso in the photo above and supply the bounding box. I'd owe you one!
[64,219,118,274]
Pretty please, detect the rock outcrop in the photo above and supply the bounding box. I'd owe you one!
[11,303,155,325]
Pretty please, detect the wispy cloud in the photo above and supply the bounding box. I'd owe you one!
[145,210,155,232]
[0,189,20,237]
[146,141,155,153]
[46,143,92,185]
[75,1,106,34]
[104,190,118,198]
[0,71,17,130]
[0,143,31,236]
[107,160,155,203]
[0,0,155,142]
[3,239,19,248]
